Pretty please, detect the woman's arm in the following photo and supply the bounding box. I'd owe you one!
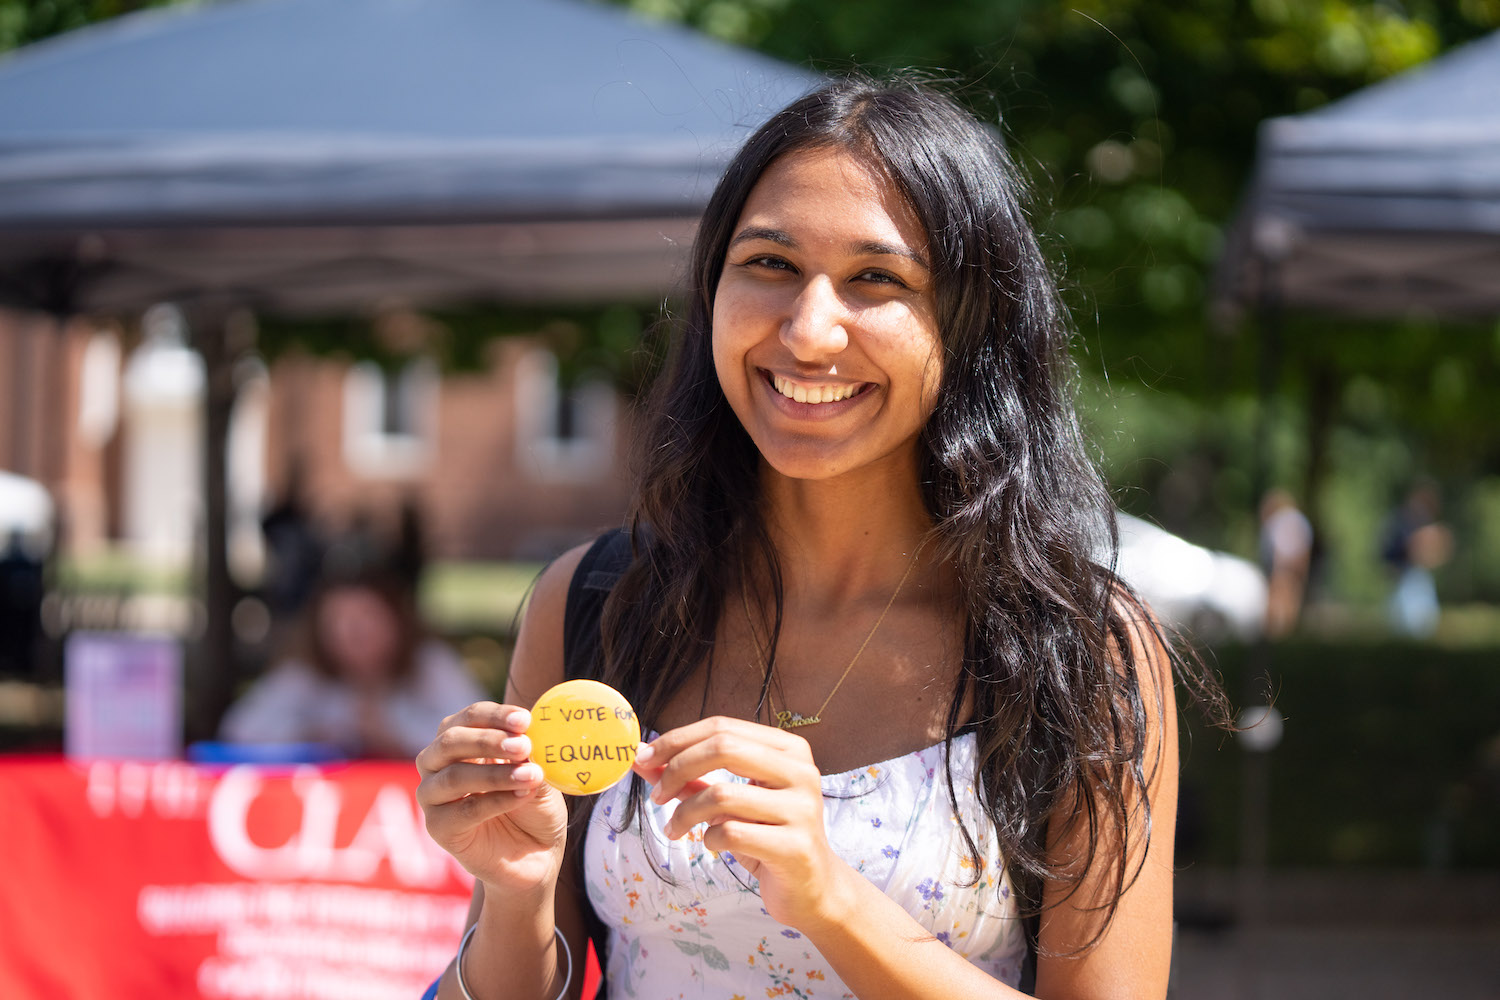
[638,616,1178,1000]
[419,543,594,1000]
[1031,614,1178,998]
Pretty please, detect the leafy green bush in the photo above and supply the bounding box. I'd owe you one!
[1180,638,1500,869]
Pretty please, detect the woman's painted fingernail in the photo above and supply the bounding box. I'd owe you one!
[505,709,531,731]
[499,736,527,757]
[634,743,654,765]
[513,763,542,783]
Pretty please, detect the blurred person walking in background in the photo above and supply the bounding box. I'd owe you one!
[1259,488,1314,639]
[1380,482,1453,638]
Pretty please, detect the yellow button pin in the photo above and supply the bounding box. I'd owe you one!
[528,680,641,796]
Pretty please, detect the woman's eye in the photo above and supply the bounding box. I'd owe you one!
[744,255,795,272]
[857,270,906,288]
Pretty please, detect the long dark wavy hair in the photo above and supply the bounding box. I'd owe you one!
[592,76,1227,943]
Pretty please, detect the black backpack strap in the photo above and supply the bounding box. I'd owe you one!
[1017,909,1040,994]
[1012,826,1046,995]
[560,528,632,1000]
[562,529,632,682]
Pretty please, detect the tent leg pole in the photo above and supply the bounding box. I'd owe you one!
[187,305,250,744]
[1239,254,1283,999]
[1250,260,1282,551]
[1247,251,1283,700]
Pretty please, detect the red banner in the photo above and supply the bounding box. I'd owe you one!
[1,757,473,1000]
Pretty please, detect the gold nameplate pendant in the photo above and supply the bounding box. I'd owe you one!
[775,710,821,730]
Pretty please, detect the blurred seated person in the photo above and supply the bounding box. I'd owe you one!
[220,570,484,758]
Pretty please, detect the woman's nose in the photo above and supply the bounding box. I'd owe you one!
[780,276,849,362]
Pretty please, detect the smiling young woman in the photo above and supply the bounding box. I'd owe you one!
[416,76,1228,1000]
[712,146,944,485]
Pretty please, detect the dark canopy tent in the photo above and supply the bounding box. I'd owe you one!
[1215,25,1500,511]
[0,0,819,315]
[1218,27,1500,319]
[0,0,817,735]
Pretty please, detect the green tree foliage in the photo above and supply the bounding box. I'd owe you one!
[0,0,189,52]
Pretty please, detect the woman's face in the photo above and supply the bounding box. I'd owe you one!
[712,146,943,484]
[317,586,399,684]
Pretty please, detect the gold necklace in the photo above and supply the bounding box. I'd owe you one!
[740,545,922,731]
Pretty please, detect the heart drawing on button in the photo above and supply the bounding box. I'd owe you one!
[576,771,592,786]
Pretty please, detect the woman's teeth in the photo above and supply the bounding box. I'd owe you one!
[771,374,861,404]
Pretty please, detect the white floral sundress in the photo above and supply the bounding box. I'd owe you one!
[582,731,1027,999]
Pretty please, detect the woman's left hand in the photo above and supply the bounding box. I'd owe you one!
[633,716,849,933]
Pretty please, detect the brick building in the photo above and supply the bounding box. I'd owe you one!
[0,306,633,574]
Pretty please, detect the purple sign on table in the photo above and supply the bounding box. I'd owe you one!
[65,631,182,760]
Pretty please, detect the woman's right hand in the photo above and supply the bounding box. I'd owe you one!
[416,702,569,893]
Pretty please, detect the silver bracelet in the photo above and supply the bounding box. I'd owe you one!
[454,921,572,1000]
